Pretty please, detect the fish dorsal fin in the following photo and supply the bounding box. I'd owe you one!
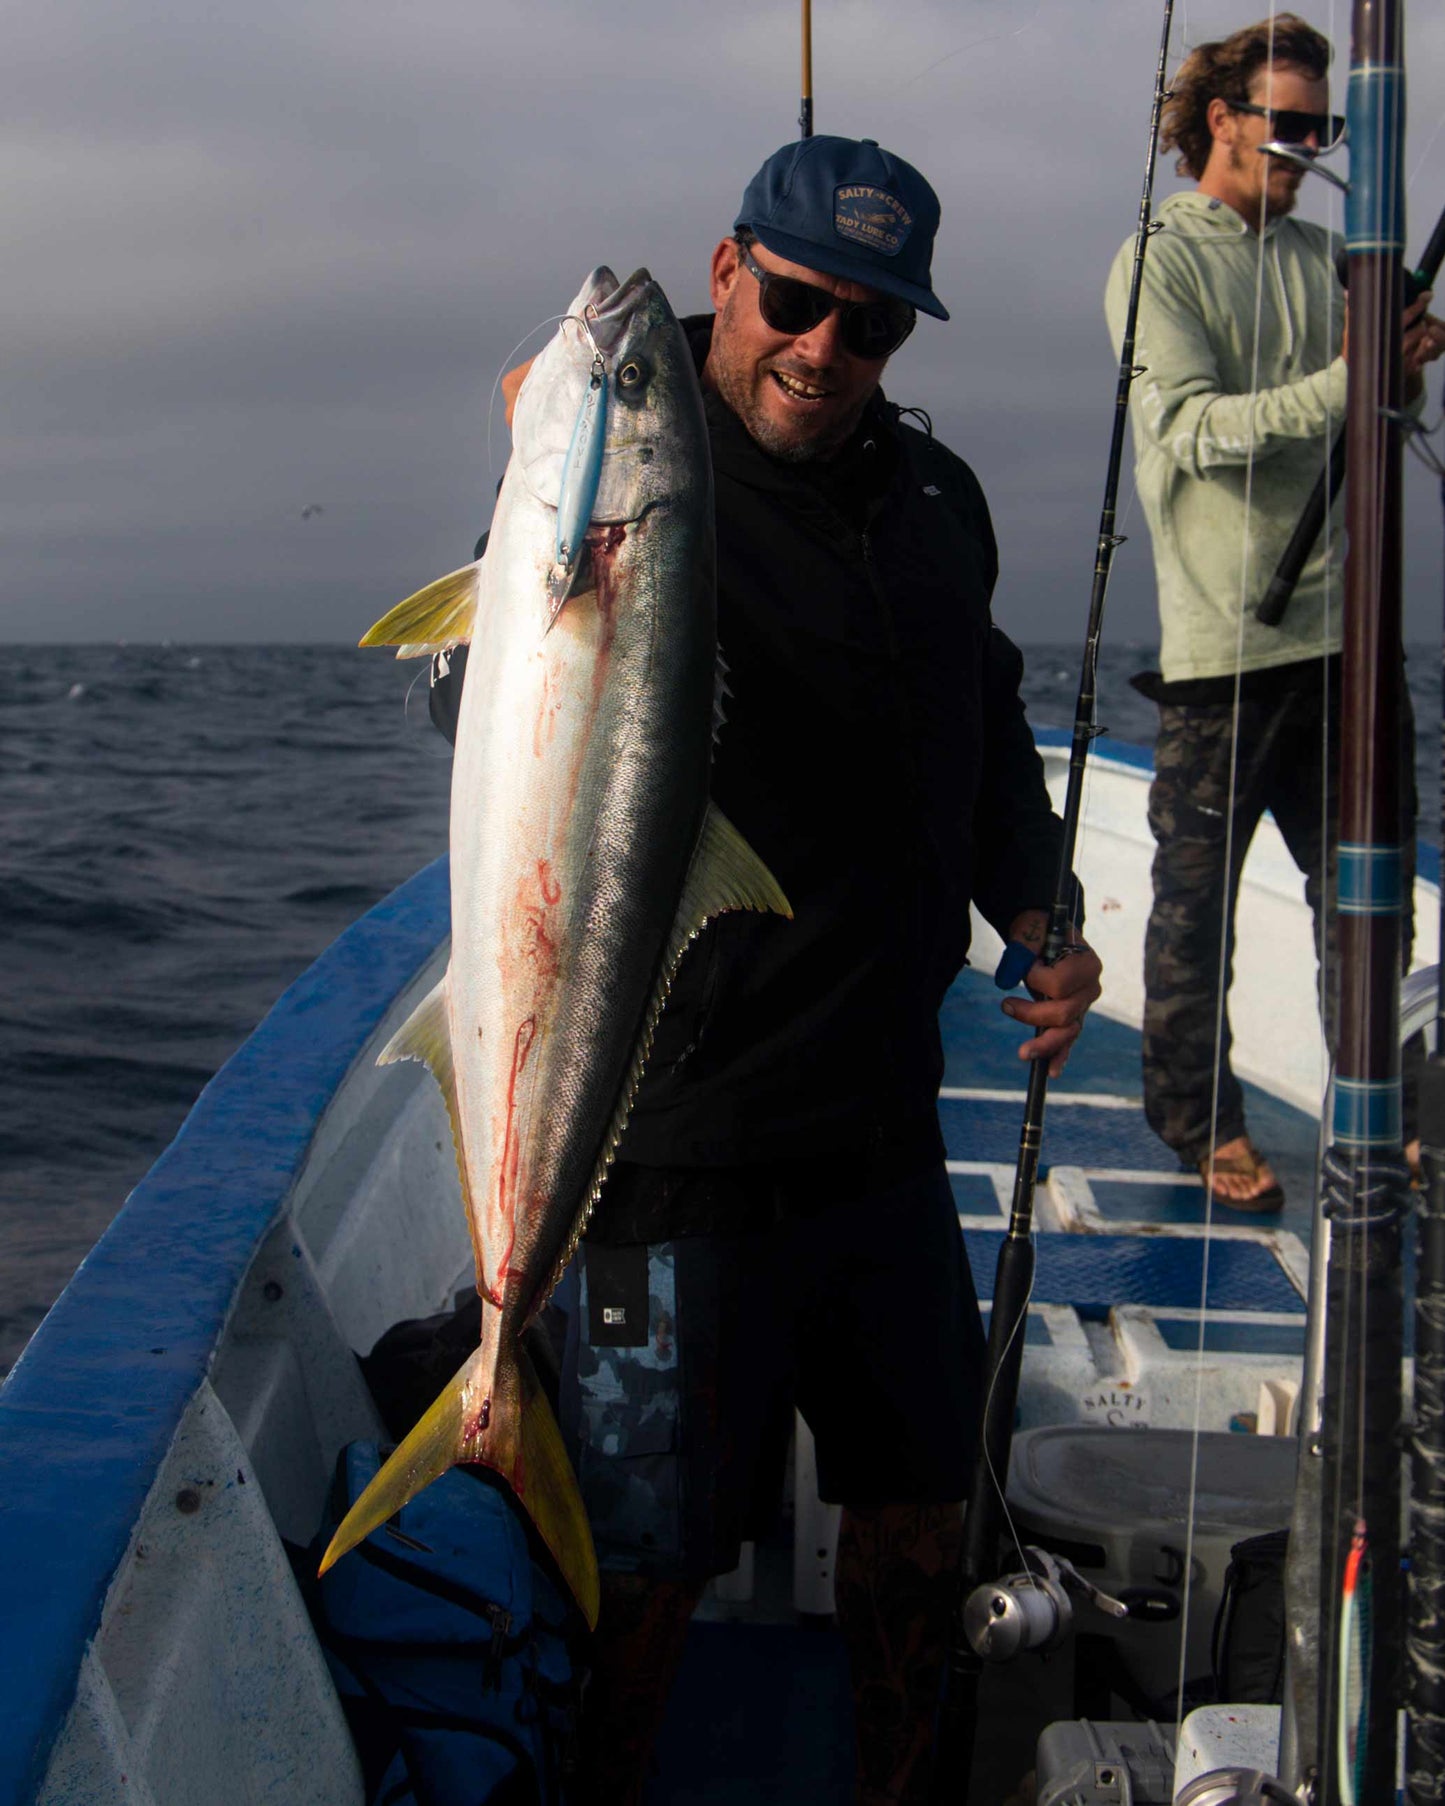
[359,562,481,658]
[376,977,482,1273]
[537,802,792,1304]
[676,799,792,926]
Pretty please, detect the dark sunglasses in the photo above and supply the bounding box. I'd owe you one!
[1227,99,1346,147]
[740,247,915,360]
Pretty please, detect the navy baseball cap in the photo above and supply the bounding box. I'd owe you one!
[735,135,948,321]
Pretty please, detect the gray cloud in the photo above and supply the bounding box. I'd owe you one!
[3,0,1442,643]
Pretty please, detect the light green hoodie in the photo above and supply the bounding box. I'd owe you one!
[1105,189,1346,682]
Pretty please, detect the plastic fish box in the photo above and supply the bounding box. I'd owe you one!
[1035,1718,1177,1805]
[1006,1426,1296,1702]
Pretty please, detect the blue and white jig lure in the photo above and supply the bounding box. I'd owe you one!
[548,311,609,612]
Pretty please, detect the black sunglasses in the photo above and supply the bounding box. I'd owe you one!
[740,247,915,360]
[1227,99,1346,147]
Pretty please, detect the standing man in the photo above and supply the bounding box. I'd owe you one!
[1105,14,1443,1209]
[458,136,1102,1803]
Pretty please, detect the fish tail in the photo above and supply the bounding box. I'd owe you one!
[317,1317,599,1630]
[511,1339,600,1630]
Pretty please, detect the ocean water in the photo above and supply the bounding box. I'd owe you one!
[1,641,1439,1378]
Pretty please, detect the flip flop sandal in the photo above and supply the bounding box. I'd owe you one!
[1197,1144,1285,1213]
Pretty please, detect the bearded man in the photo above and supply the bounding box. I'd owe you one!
[1105,14,1444,1211]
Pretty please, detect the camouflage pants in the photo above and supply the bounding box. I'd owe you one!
[1143,681,1416,1165]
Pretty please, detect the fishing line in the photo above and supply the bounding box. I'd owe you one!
[1178,0,1291,1725]
[980,1249,1045,1591]
[484,312,573,486]
[1407,109,1445,197]
[889,0,1040,97]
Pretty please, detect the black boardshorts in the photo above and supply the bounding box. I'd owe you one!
[554,1159,986,1581]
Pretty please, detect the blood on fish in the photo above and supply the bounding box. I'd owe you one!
[532,666,559,759]
[586,524,629,630]
[491,1016,537,1290]
[463,1397,492,1445]
[537,859,562,906]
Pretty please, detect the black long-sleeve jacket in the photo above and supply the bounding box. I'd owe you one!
[612,320,1066,1174]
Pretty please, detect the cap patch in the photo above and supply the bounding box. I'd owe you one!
[833,185,913,257]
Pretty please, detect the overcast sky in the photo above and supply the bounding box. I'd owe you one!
[3,0,1442,644]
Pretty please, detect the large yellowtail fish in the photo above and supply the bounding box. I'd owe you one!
[322,269,791,1625]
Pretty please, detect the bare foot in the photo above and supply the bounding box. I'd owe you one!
[1198,1135,1284,1211]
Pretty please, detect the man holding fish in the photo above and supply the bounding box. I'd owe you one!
[355,134,1102,1804]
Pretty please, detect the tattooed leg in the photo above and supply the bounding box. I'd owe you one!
[577,1571,704,1806]
[835,1501,964,1806]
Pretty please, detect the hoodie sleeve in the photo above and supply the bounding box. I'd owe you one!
[1105,233,1347,480]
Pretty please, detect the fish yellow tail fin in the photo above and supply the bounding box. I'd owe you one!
[515,1343,600,1629]
[318,1331,599,1630]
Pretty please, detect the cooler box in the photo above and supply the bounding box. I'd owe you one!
[1006,1427,1296,1703]
[1035,1719,1177,1805]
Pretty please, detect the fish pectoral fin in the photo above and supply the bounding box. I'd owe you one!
[516,1343,601,1629]
[378,977,452,1081]
[679,800,793,928]
[360,562,481,657]
[377,978,476,1233]
[318,1336,601,1633]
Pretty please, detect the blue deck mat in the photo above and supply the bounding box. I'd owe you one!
[939,1091,1168,1172]
[1154,1318,1307,1356]
[940,967,1323,1239]
[1086,1175,1318,1235]
[963,1229,1304,1314]
[948,1169,1003,1214]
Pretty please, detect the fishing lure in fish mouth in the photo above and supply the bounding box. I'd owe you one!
[548,307,609,617]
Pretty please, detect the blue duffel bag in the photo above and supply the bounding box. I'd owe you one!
[309,1443,582,1806]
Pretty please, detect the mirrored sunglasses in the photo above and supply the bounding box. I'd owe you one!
[1228,99,1346,147]
[741,248,916,360]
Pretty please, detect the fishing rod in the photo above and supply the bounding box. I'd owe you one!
[928,3,1176,1794]
[1256,202,1445,629]
[1283,5,1412,1801]
[799,0,813,138]
[1406,275,1445,1806]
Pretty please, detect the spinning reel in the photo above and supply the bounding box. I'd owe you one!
[961,1546,1130,1662]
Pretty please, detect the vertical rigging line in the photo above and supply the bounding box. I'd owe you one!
[1177,3,1282,1727]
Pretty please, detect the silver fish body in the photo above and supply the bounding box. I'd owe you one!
[327,270,790,1621]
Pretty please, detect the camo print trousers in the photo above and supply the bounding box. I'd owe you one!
[1143,681,1417,1165]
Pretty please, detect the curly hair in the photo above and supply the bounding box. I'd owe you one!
[1162,13,1332,180]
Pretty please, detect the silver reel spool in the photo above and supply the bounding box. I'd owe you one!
[1175,1770,1298,1806]
[962,1546,1128,1662]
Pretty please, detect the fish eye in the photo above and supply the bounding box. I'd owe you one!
[617,357,649,391]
